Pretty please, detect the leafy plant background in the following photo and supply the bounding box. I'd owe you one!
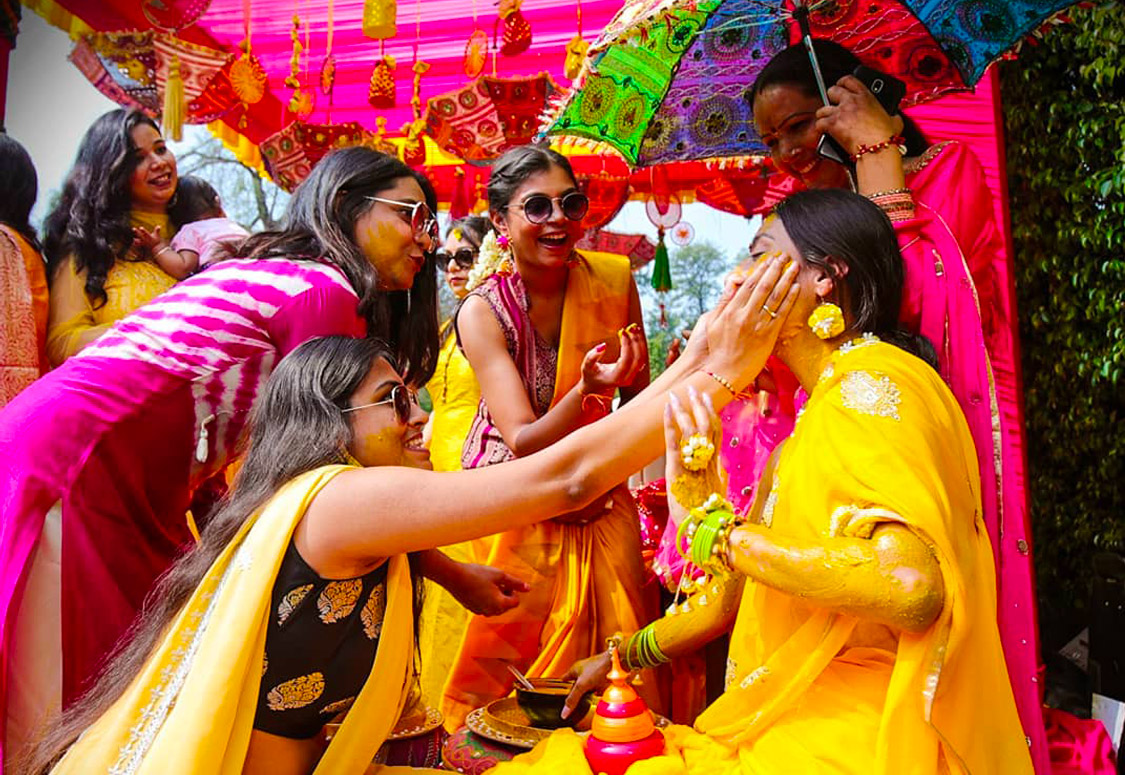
[1000,0,1125,647]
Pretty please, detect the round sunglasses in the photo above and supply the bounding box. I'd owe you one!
[436,247,477,271]
[365,196,439,249]
[505,191,590,225]
[341,383,419,424]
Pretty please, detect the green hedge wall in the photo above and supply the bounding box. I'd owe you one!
[1000,1,1125,641]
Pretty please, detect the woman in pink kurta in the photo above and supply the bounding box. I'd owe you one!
[0,148,441,769]
[721,40,1044,770]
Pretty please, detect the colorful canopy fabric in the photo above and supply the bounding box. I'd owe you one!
[544,0,1076,166]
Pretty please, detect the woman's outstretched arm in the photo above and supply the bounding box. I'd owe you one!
[303,256,801,564]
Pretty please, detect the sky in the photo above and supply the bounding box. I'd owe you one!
[7,10,758,258]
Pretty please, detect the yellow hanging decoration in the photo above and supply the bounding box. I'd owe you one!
[564,0,588,81]
[162,53,185,142]
[362,0,397,40]
[286,13,314,118]
[368,55,396,108]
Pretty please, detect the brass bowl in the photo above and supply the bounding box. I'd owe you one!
[514,678,592,730]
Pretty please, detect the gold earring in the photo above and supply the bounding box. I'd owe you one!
[808,301,845,339]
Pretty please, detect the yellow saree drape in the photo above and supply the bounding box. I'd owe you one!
[441,252,661,730]
[489,341,1032,775]
[50,466,416,775]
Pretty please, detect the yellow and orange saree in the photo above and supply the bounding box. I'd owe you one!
[442,251,661,730]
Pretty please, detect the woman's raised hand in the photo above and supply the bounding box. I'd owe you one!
[703,253,800,392]
[579,322,648,394]
[815,75,905,156]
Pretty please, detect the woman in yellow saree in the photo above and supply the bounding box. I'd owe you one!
[499,189,1033,774]
[444,145,659,729]
[21,242,801,774]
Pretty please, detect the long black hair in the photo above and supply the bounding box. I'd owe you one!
[234,147,440,386]
[773,188,937,367]
[751,40,928,157]
[22,335,426,775]
[41,109,169,308]
[487,144,578,212]
[0,133,41,251]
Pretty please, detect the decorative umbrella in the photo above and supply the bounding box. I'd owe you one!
[543,0,1079,167]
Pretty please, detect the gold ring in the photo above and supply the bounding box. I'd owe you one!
[761,304,778,319]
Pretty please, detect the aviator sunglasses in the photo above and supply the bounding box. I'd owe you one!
[365,196,440,248]
[436,247,477,271]
[504,191,590,225]
[342,383,419,424]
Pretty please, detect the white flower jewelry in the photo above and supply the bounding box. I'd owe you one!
[680,432,715,472]
[464,230,512,292]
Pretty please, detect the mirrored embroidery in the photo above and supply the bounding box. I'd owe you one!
[266,672,325,711]
[840,370,901,421]
[317,579,363,623]
[277,583,314,626]
[739,665,770,689]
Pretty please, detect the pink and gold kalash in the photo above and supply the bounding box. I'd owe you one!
[584,645,665,775]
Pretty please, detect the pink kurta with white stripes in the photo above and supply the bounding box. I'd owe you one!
[0,257,365,730]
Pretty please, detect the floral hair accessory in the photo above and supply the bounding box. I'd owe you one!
[465,230,514,292]
[451,227,463,241]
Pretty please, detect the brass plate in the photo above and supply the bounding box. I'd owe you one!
[465,697,668,750]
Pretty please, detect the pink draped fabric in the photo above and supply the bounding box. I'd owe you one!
[0,259,365,768]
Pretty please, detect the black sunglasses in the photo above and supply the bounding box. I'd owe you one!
[436,247,477,271]
[342,383,419,424]
[505,191,590,224]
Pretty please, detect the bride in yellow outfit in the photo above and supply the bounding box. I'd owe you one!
[493,189,1033,775]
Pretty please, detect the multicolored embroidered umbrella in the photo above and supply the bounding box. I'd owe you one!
[543,0,1078,166]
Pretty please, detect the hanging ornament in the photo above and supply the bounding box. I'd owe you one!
[670,221,695,246]
[284,15,302,90]
[231,46,268,128]
[464,29,488,78]
[366,116,398,156]
[646,193,680,326]
[565,35,589,81]
[362,0,396,40]
[563,0,587,81]
[368,53,396,108]
[142,0,211,31]
[319,0,336,120]
[497,0,531,57]
[400,118,426,166]
[230,1,266,128]
[284,14,314,119]
[162,54,185,141]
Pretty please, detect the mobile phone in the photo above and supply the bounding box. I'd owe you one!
[816,65,908,166]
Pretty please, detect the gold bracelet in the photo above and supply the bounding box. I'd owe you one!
[866,187,912,199]
[703,369,735,395]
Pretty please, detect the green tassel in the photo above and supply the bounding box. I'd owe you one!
[651,227,672,293]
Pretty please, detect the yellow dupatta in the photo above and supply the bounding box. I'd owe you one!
[51,465,415,775]
[442,251,661,729]
[690,340,1031,774]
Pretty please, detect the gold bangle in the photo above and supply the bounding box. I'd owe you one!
[866,187,912,199]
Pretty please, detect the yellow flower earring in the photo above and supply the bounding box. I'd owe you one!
[808,300,845,339]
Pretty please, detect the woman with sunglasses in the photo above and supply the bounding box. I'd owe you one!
[440,145,659,728]
[23,247,797,773]
[0,147,486,769]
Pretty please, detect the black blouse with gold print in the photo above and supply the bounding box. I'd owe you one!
[254,540,388,739]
